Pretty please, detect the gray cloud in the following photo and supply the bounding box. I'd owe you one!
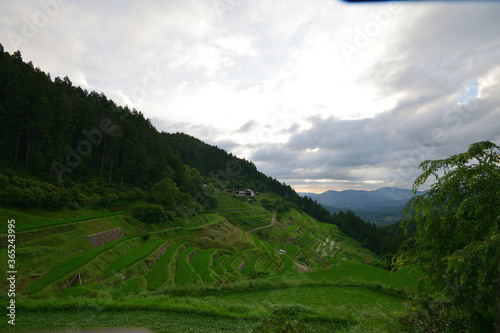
[250,79,500,191]
[239,119,258,133]
[2,1,498,193]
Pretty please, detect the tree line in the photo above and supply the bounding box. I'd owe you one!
[0,45,403,258]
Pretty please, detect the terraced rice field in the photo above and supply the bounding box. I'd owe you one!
[217,195,272,230]
[190,249,217,283]
[175,247,200,286]
[145,241,186,290]
[23,234,141,294]
[102,239,164,278]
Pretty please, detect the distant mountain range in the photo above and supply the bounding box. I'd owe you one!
[298,187,427,226]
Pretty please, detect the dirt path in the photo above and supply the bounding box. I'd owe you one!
[293,260,308,272]
[247,209,276,233]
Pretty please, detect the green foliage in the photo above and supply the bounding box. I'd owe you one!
[132,204,166,223]
[24,234,140,294]
[150,177,180,209]
[395,141,500,332]
[145,241,185,291]
[398,294,486,333]
[113,277,143,298]
[175,247,200,286]
[279,254,296,275]
[9,210,128,232]
[102,239,164,278]
[190,249,216,283]
[253,308,314,333]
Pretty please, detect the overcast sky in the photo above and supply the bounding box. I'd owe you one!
[1,0,499,193]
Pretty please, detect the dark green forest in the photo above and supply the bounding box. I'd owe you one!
[0,45,403,258]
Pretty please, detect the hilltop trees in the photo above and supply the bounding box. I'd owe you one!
[0,46,184,186]
[395,141,500,332]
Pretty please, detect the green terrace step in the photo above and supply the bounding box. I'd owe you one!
[145,241,186,291]
[24,234,141,294]
[175,247,200,287]
[190,249,217,283]
[102,239,164,278]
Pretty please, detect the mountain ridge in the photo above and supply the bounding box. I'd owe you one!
[298,187,425,210]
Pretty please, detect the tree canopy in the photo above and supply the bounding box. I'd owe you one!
[396,141,499,332]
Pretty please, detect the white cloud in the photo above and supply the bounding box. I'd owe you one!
[1,0,499,192]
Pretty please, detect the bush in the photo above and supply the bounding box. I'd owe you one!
[88,193,101,206]
[133,204,165,223]
[118,191,129,201]
[77,194,88,206]
[102,193,119,206]
[398,295,493,333]
[127,190,137,200]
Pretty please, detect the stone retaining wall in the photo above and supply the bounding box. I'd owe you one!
[85,227,124,247]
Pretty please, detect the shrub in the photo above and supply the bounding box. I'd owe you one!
[77,194,88,206]
[118,191,129,201]
[88,193,101,206]
[102,193,118,206]
[133,204,165,223]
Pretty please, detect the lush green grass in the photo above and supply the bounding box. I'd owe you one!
[3,296,260,333]
[279,254,296,275]
[300,240,316,251]
[102,239,164,278]
[7,265,419,333]
[213,253,228,276]
[175,247,200,286]
[112,276,144,297]
[216,195,272,230]
[0,197,417,332]
[23,234,140,294]
[0,208,130,233]
[190,249,217,283]
[287,243,299,256]
[299,260,420,291]
[222,253,241,273]
[282,224,300,234]
[145,241,186,291]
[315,221,338,229]
[295,231,311,243]
[242,250,269,275]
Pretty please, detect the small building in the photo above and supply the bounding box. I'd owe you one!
[236,188,256,197]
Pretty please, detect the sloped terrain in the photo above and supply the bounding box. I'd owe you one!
[0,195,418,332]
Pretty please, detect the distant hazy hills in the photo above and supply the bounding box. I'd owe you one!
[299,187,427,226]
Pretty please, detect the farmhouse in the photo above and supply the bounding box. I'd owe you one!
[236,188,256,197]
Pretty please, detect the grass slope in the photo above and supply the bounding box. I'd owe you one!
[0,199,417,332]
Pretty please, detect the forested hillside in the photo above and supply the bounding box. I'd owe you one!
[0,45,403,258]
